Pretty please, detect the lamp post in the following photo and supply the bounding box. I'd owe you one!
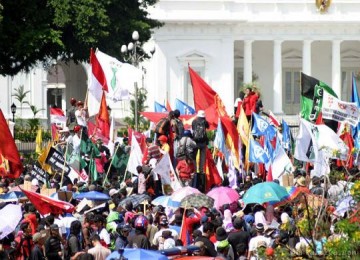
[11,103,17,122]
[121,31,155,131]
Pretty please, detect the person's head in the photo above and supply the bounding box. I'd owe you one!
[50,224,60,237]
[73,125,82,135]
[136,165,143,174]
[183,130,192,138]
[245,175,252,183]
[202,222,214,237]
[90,234,101,246]
[123,137,129,144]
[159,215,169,228]
[158,135,168,144]
[255,223,265,235]
[173,109,181,118]
[245,87,252,95]
[33,232,46,245]
[20,222,32,236]
[77,100,84,109]
[96,139,103,147]
[70,98,77,106]
[125,201,133,212]
[233,217,244,230]
[197,110,206,118]
[146,137,153,146]
[94,215,105,229]
[168,111,175,119]
[215,227,227,241]
[134,215,148,232]
[194,241,206,256]
[70,220,82,236]
[117,223,131,237]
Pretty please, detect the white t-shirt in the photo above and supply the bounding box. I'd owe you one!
[152,228,178,247]
[75,109,87,127]
[98,228,111,245]
[72,134,81,154]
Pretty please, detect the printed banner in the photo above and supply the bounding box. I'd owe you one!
[322,91,360,126]
[45,147,71,175]
[31,162,49,184]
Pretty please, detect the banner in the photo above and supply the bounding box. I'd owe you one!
[45,147,71,175]
[322,90,360,126]
[31,162,49,184]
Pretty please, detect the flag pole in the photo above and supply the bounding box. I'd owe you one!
[102,143,121,187]
[246,114,253,175]
[60,141,69,187]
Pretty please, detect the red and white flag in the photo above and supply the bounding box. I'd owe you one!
[268,110,281,127]
[50,107,66,125]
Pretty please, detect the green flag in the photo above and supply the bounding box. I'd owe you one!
[112,145,130,174]
[300,73,338,122]
[88,158,99,182]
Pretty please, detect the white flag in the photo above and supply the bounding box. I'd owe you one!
[294,119,319,162]
[271,146,294,181]
[216,158,224,181]
[126,134,143,176]
[153,153,182,192]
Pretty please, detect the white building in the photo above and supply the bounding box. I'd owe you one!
[1,0,360,123]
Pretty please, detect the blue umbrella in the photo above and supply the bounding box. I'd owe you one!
[242,182,288,205]
[106,249,167,260]
[152,195,180,208]
[74,191,110,201]
[0,191,25,201]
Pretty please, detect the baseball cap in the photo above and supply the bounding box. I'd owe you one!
[109,189,119,197]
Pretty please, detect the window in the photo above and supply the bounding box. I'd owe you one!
[283,70,301,114]
[341,69,360,101]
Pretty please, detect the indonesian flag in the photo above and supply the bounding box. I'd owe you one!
[0,110,23,179]
[50,107,66,124]
[268,110,281,127]
[87,48,108,116]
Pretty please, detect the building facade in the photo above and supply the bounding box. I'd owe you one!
[1,0,360,123]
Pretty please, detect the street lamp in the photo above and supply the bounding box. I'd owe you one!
[121,31,155,131]
[11,103,17,122]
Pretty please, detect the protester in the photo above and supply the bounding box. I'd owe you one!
[45,224,63,260]
[30,232,46,260]
[88,234,111,260]
[67,98,77,127]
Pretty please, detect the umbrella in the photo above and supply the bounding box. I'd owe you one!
[269,186,310,207]
[242,182,288,205]
[207,186,240,209]
[180,193,214,209]
[152,195,180,208]
[21,188,75,215]
[171,186,201,202]
[0,204,22,239]
[0,191,25,201]
[119,194,151,208]
[106,248,168,260]
[74,191,110,201]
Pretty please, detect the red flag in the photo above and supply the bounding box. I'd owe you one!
[0,110,23,178]
[51,123,60,141]
[50,107,66,124]
[128,128,147,154]
[21,188,75,215]
[337,131,354,169]
[189,66,228,117]
[266,165,273,181]
[204,149,222,192]
[96,91,110,140]
[166,100,172,112]
[315,112,324,125]
[90,48,108,92]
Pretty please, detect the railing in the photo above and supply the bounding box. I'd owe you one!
[16,141,51,154]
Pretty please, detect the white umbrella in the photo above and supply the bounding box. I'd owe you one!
[171,186,201,202]
[0,204,22,239]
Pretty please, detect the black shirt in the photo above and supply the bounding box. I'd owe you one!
[228,230,250,258]
[30,244,45,260]
[195,235,217,257]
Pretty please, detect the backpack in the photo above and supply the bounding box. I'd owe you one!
[174,118,184,139]
[155,117,170,135]
[193,120,206,142]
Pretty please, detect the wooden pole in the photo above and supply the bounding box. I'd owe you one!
[60,141,69,187]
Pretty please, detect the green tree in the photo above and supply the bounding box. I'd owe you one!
[12,85,30,119]
[124,87,149,130]
[0,0,162,76]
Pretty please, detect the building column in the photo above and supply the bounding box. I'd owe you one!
[221,37,235,115]
[302,40,312,75]
[273,40,283,114]
[332,40,342,98]
[243,40,253,84]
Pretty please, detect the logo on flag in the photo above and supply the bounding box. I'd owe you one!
[254,145,266,159]
[257,119,269,132]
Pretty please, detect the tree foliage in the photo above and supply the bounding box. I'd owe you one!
[0,0,161,76]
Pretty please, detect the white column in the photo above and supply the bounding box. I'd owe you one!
[243,40,253,83]
[221,37,235,115]
[273,40,283,114]
[302,40,312,75]
[332,40,342,98]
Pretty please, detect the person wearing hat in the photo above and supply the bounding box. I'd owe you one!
[158,135,170,154]
[191,110,209,191]
[67,98,77,126]
[45,224,63,260]
[75,100,88,129]
[248,223,271,259]
[215,226,235,260]
[30,232,46,260]
[115,224,131,250]
[295,176,307,188]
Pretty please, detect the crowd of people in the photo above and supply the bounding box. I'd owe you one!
[0,87,359,260]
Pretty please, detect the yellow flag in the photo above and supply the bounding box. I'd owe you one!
[35,128,43,155]
[38,142,53,174]
[237,107,249,147]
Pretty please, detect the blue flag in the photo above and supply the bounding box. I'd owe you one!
[214,118,230,162]
[175,99,195,115]
[249,138,270,164]
[282,120,291,151]
[351,75,360,149]
[264,134,275,162]
[154,101,167,112]
[251,112,276,138]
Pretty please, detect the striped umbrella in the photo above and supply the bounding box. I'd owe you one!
[152,195,180,208]
[180,193,214,209]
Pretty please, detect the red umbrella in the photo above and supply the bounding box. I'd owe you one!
[21,188,75,215]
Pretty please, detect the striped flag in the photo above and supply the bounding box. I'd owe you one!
[50,107,66,125]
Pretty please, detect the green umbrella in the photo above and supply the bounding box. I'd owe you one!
[180,193,214,209]
[242,182,289,205]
